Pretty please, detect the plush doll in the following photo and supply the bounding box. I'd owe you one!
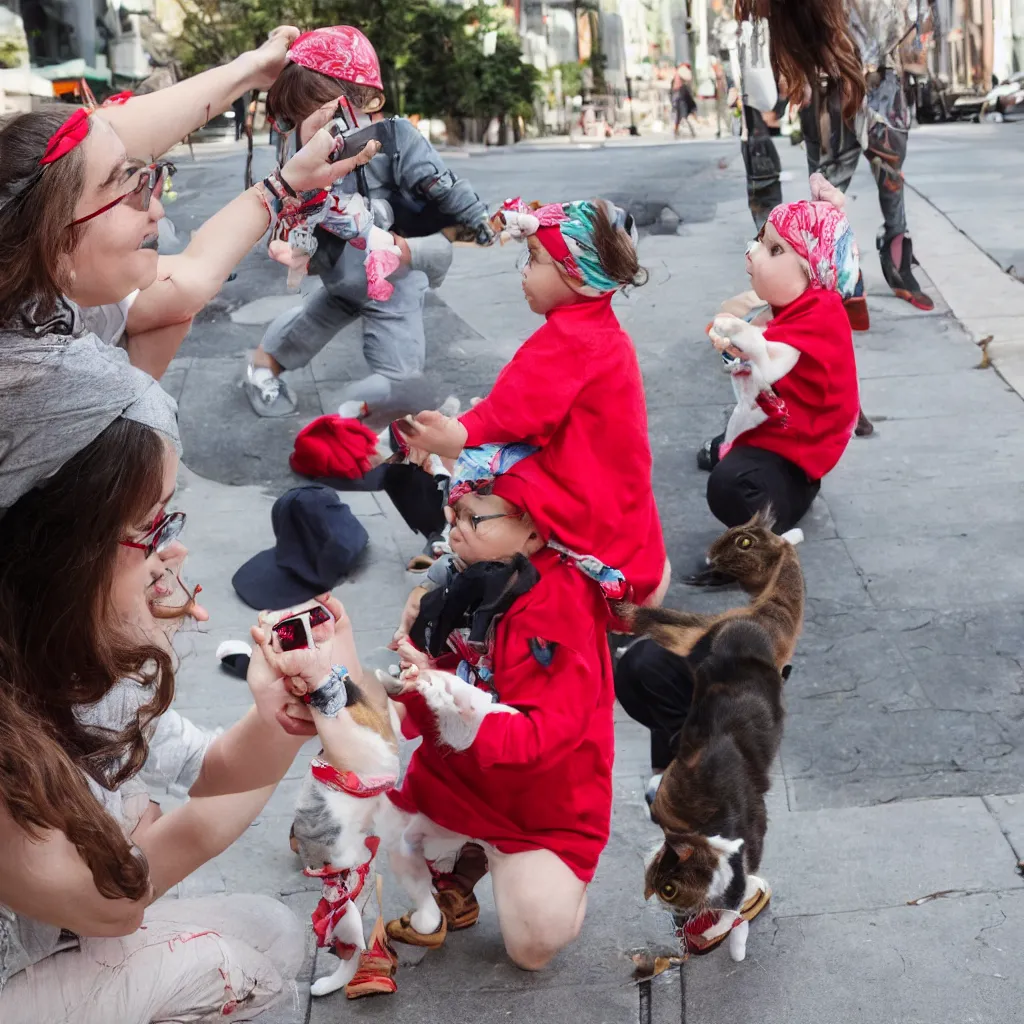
[270,191,403,300]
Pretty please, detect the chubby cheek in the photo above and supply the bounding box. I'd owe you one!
[111,548,156,626]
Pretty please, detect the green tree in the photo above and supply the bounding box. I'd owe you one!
[173,0,536,124]
[403,3,538,131]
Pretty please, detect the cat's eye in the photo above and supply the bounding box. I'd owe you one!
[660,882,678,900]
[737,536,753,549]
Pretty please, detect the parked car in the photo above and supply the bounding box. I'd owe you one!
[949,73,1024,122]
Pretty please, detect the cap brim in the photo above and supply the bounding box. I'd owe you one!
[231,548,324,611]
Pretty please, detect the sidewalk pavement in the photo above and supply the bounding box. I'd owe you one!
[159,134,1024,1023]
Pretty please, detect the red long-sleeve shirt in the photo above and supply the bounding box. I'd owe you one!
[731,288,860,481]
[388,548,615,881]
[458,296,666,606]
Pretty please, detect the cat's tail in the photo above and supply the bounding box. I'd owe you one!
[622,605,706,657]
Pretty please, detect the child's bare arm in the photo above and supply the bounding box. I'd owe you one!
[720,290,772,326]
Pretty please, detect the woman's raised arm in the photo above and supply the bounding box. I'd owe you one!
[96,27,299,163]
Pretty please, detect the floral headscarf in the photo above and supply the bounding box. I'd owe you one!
[498,197,639,297]
[766,198,860,296]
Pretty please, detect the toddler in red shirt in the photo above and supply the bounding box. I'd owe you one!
[688,178,860,583]
[398,197,668,609]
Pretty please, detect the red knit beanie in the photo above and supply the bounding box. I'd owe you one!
[290,415,379,480]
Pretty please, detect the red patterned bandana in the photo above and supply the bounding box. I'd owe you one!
[287,26,384,96]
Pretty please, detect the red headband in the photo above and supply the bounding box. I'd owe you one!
[535,224,583,281]
[38,92,132,167]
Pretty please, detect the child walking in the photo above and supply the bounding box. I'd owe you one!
[243,27,494,421]
[400,198,669,610]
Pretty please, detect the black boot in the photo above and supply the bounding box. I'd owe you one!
[696,433,725,472]
[878,234,934,311]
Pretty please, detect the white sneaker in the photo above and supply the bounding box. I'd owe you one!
[243,361,298,418]
[338,400,369,420]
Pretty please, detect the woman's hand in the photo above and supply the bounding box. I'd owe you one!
[246,634,318,737]
[241,26,300,91]
[253,594,359,696]
[281,127,380,194]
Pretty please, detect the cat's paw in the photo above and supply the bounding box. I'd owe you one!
[311,970,350,997]
[728,919,749,962]
[415,670,502,751]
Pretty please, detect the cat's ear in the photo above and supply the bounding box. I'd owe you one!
[751,504,776,533]
[707,835,744,858]
[668,837,695,862]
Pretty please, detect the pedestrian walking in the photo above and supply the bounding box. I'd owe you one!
[735,0,934,311]
[671,62,697,138]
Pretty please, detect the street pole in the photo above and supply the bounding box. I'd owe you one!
[625,74,640,134]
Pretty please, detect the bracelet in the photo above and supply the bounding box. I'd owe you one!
[252,182,280,232]
[305,664,351,718]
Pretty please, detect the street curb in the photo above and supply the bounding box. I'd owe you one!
[905,182,1024,399]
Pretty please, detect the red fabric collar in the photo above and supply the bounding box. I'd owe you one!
[311,757,396,797]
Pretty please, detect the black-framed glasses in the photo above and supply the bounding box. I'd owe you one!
[448,507,523,532]
[120,510,186,558]
[71,161,174,227]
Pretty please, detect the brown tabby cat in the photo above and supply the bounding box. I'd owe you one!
[643,618,784,958]
[629,508,804,671]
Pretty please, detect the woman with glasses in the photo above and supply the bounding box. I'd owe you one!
[0,26,380,383]
[0,28,388,1023]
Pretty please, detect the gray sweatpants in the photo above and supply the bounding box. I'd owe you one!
[0,895,305,1024]
[263,240,430,409]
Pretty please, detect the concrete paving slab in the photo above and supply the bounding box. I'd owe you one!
[846,526,1024,609]
[686,890,1024,1024]
[826,479,1024,540]
[760,797,1022,917]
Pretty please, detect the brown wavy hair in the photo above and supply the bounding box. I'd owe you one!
[0,108,89,325]
[735,0,866,122]
[0,419,175,900]
[266,62,385,141]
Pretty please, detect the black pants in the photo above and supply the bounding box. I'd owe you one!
[707,441,819,535]
[615,639,697,772]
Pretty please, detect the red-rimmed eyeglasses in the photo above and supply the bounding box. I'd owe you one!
[120,510,186,558]
[70,160,174,227]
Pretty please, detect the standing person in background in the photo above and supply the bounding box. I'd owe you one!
[232,92,248,141]
[671,63,697,138]
[734,0,934,312]
[712,59,731,138]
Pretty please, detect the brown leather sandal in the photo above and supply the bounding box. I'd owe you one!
[385,911,448,949]
[435,887,480,930]
[346,920,399,999]
[680,879,772,955]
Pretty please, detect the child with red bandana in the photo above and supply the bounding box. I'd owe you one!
[399,197,669,611]
[693,176,860,571]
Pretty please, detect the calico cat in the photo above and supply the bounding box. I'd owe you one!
[630,508,804,670]
[643,618,785,961]
[290,669,403,998]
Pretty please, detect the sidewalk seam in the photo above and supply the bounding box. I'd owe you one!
[981,793,1024,861]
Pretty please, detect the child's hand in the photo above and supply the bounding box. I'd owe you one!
[708,314,748,359]
[397,410,468,460]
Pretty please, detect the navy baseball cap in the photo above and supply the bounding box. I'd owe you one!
[232,485,369,610]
